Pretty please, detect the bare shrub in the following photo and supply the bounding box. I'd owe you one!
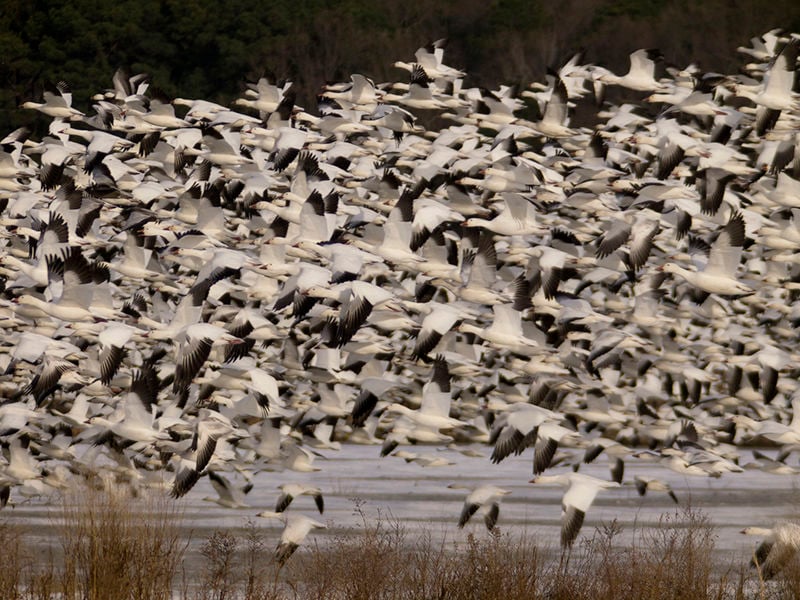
[294,498,540,600]
[241,520,275,600]
[57,484,186,600]
[544,508,737,600]
[199,530,240,600]
[24,548,61,600]
[192,520,283,600]
[294,500,406,600]
[0,517,27,600]
[437,530,541,600]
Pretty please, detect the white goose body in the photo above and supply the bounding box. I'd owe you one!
[741,522,800,579]
[530,472,620,548]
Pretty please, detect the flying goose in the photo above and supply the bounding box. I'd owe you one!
[449,483,511,532]
[275,483,325,514]
[659,210,752,295]
[203,471,253,508]
[741,522,800,579]
[394,39,465,82]
[257,511,327,567]
[21,82,84,120]
[595,48,667,92]
[530,472,620,549]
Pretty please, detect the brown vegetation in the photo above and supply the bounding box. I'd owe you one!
[2,488,800,599]
[0,485,186,600]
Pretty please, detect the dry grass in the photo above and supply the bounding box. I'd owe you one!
[0,518,28,600]
[5,490,800,599]
[57,484,187,600]
[293,527,541,600]
[195,521,277,600]
[289,504,728,600]
[0,484,186,600]
[547,510,733,600]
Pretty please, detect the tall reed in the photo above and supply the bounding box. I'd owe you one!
[57,483,186,600]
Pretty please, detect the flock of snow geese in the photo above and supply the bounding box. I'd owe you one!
[3,30,800,572]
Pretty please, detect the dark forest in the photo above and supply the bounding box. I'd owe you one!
[2,0,800,131]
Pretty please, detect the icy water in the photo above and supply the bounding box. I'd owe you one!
[5,444,799,569]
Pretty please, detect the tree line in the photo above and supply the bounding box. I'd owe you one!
[1,0,799,132]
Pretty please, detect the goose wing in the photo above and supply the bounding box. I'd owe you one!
[705,211,745,277]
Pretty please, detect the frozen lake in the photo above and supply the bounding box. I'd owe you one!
[5,443,798,570]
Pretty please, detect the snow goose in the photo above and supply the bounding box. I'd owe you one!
[350,376,406,428]
[97,322,141,385]
[235,77,295,116]
[463,193,547,237]
[432,230,507,305]
[33,136,79,191]
[0,252,52,288]
[98,67,150,103]
[0,401,42,437]
[411,303,464,361]
[21,82,84,120]
[180,131,251,168]
[322,74,382,110]
[392,450,455,467]
[741,522,800,579]
[347,220,426,270]
[191,408,249,473]
[511,245,575,302]
[14,293,100,324]
[736,29,787,62]
[489,402,564,462]
[531,421,585,476]
[595,49,667,92]
[689,167,735,217]
[394,39,465,82]
[171,323,245,394]
[385,65,449,110]
[449,483,511,532]
[633,476,679,504]
[734,39,798,134]
[1,438,43,486]
[21,355,89,406]
[760,207,800,250]
[458,304,543,356]
[730,395,800,445]
[745,451,799,476]
[530,472,620,549]
[85,368,170,446]
[458,164,533,195]
[306,280,398,348]
[282,443,321,473]
[362,104,420,142]
[660,447,743,478]
[659,210,752,295]
[126,98,189,130]
[383,364,464,444]
[466,87,520,129]
[203,471,253,508]
[409,197,466,251]
[292,241,381,285]
[256,512,327,566]
[275,483,324,514]
[766,172,800,209]
[593,210,660,271]
[526,75,575,139]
